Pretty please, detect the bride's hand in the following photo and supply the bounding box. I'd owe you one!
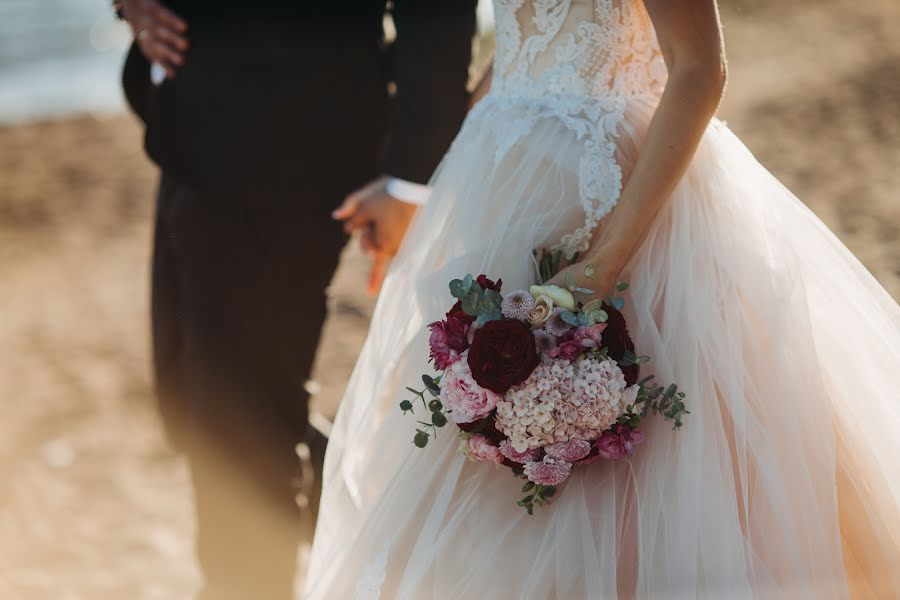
[545,245,629,301]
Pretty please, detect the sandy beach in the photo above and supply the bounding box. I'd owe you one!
[1,1,898,597]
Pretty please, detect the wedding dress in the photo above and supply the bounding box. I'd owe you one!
[305,1,900,598]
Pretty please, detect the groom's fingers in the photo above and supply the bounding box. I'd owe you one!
[332,194,361,220]
[367,253,389,295]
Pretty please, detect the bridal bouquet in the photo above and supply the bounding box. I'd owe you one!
[400,252,687,513]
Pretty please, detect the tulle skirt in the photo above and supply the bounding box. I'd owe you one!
[304,94,900,599]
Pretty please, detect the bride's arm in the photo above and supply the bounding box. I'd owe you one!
[551,0,727,291]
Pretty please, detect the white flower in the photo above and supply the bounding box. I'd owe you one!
[530,284,575,310]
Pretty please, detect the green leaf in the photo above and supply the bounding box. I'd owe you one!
[399,400,413,413]
[406,386,423,396]
[431,411,448,428]
[414,430,429,448]
[462,273,473,290]
[522,481,535,492]
[616,281,629,292]
[483,289,503,312]
[448,278,467,299]
[560,310,580,326]
[428,399,443,412]
[590,309,608,323]
[422,375,441,397]
[542,485,557,497]
[582,299,604,312]
[565,270,575,291]
[475,308,503,326]
[634,355,651,365]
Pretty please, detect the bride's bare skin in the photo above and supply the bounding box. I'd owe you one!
[548,0,727,294]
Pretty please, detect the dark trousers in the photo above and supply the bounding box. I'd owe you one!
[151,174,343,599]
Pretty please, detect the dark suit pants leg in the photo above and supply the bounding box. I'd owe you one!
[150,174,341,599]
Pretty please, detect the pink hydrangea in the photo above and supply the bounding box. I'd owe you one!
[499,440,542,464]
[466,434,504,465]
[495,357,631,452]
[523,456,572,486]
[544,438,592,462]
[428,317,468,370]
[439,352,500,424]
[573,323,607,348]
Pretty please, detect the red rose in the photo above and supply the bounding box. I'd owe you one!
[601,303,638,386]
[467,319,540,393]
[446,274,503,324]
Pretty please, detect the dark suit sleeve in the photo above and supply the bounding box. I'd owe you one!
[380,0,477,185]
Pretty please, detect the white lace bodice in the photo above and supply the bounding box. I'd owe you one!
[481,0,667,257]
[493,0,666,100]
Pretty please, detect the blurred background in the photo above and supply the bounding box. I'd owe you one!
[0,0,898,598]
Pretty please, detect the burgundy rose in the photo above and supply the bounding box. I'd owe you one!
[467,319,540,393]
[602,303,639,386]
[427,317,469,370]
[457,414,506,444]
[446,274,503,324]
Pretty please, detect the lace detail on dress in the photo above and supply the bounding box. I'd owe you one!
[488,0,666,257]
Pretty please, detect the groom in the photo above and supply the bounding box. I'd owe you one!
[118,1,476,598]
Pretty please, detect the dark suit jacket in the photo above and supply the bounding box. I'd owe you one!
[123,1,476,205]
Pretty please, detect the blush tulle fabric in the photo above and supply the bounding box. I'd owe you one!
[304,3,900,598]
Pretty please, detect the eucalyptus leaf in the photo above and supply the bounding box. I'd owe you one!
[414,430,429,448]
[431,411,448,428]
[616,281,629,292]
[590,309,608,323]
[448,279,465,299]
[422,375,441,396]
[399,400,413,412]
[560,310,580,326]
[582,299,604,312]
[483,289,503,312]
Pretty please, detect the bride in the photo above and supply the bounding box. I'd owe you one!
[306,1,900,597]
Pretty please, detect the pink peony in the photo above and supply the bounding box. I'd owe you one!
[523,456,572,486]
[439,352,501,424]
[573,323,607,348]
[428,317,469,370]
[547,337,582,361]
[466,434,504,465]
[579,425,646,464]
[499,440,542,464]
[544,438,592,463]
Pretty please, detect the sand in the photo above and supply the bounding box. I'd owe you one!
[1,1,898,597]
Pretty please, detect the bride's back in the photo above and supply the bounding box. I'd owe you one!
[492,0,668,98]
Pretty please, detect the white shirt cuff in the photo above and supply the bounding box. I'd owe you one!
[386,177,431,206]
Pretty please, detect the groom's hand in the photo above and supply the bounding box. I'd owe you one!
[333,176,418,294]
[119,0,188,79]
